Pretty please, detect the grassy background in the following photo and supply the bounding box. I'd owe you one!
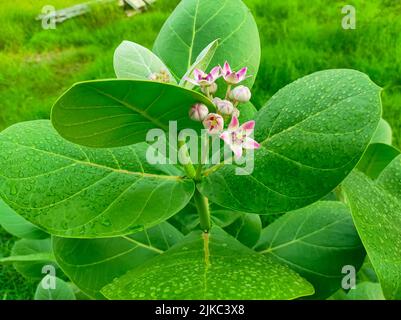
[0,0,400,299]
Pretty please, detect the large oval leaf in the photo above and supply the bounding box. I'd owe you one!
[113,41,176,83]
[34,277,76,300]
[0,199,48,240]
[343,157,401,300]
[357,143,400,179]
[0,120,195,238]
[101,227,314,300]
[53,222,183,299]
[51,80,214,148]
[371,118,392,145]
[153,0,261,88]
[9,238,56,280]
[254,201,365,299]
[199,69,382,213]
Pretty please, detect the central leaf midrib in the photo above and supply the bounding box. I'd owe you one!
[4,141,182,181]
[87,85,169,131]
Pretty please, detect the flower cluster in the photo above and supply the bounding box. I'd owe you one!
[188,61,260,158]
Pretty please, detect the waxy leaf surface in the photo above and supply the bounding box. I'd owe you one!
[34,277,76,300]
[114,41,175,82]
[255,201,365,299]
[199,70,382,213]
[51,80,214,148]
[153,0,261,89]
[343,156,401,300]
[53,222,183,299]
[101,227,314,300]
[0,199,48,239]
[0,121,194,237]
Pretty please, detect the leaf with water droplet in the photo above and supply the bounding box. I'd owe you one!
[199,69,382,214]
[53,222,183,299]
[343,156,401,299]
[254,201,365,299]
[0,120,195,238]
[101,227,314,300]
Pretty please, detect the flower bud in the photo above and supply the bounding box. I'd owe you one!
[213,98,234,115]
[229,85,252,103]
[189,103,209,122]
[202,82,218,95]
[203,113,224,135]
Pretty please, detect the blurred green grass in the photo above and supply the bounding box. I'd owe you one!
[0,0,400,299]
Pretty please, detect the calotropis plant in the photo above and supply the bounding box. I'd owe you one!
[0,0,400,301]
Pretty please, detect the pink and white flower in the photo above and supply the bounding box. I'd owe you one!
[203,113,224,135]
[220,116,260,158]
[186,67,221,87]
[220,61,249,85]
[189,103,209,122]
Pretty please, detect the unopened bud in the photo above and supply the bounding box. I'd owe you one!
[213,98,234,115]
[229,85,251,103]
[189,103,209,122]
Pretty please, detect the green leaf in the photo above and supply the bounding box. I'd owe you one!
[180,39,219,89]
[9,238,57,280]
[221,212,262,248]
[51,79,214,148]
[329,282,385,300]
[357,143,400,179]
[357,258,379,283]
[34,277,76,300]
[343,158,401,300]
[153,0,261,89]
[371,118,392,145]
[238,101,257,123]
[199,69,382,213]
[345,282,385,300]
[255,201,366,299]
[53,222,183,299]
[0,120,195,238]
[0,198,48,239]
[101,227,314,300]
[113,40,176,83]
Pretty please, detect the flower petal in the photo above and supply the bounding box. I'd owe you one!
[241,120,255,131]
[209,66,221,80]
[228,116,239,131]
[220,131,232,145]
[194,69,206,80]
[231,144,243,158]
[223,61,232,75]
[243,137,261,150]
[236,67,248,81]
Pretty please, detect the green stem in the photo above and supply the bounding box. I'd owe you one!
[225,84,232,99]
[194,188,211,232]
[178,140,196,179]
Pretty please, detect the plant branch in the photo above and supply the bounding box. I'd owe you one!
[178,140,197,179]
[193,187,211,232]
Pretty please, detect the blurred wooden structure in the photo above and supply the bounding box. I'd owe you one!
[36,0,156,25]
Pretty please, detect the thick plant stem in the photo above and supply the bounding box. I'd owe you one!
[178,140,196,179]
[194,188,211,232]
